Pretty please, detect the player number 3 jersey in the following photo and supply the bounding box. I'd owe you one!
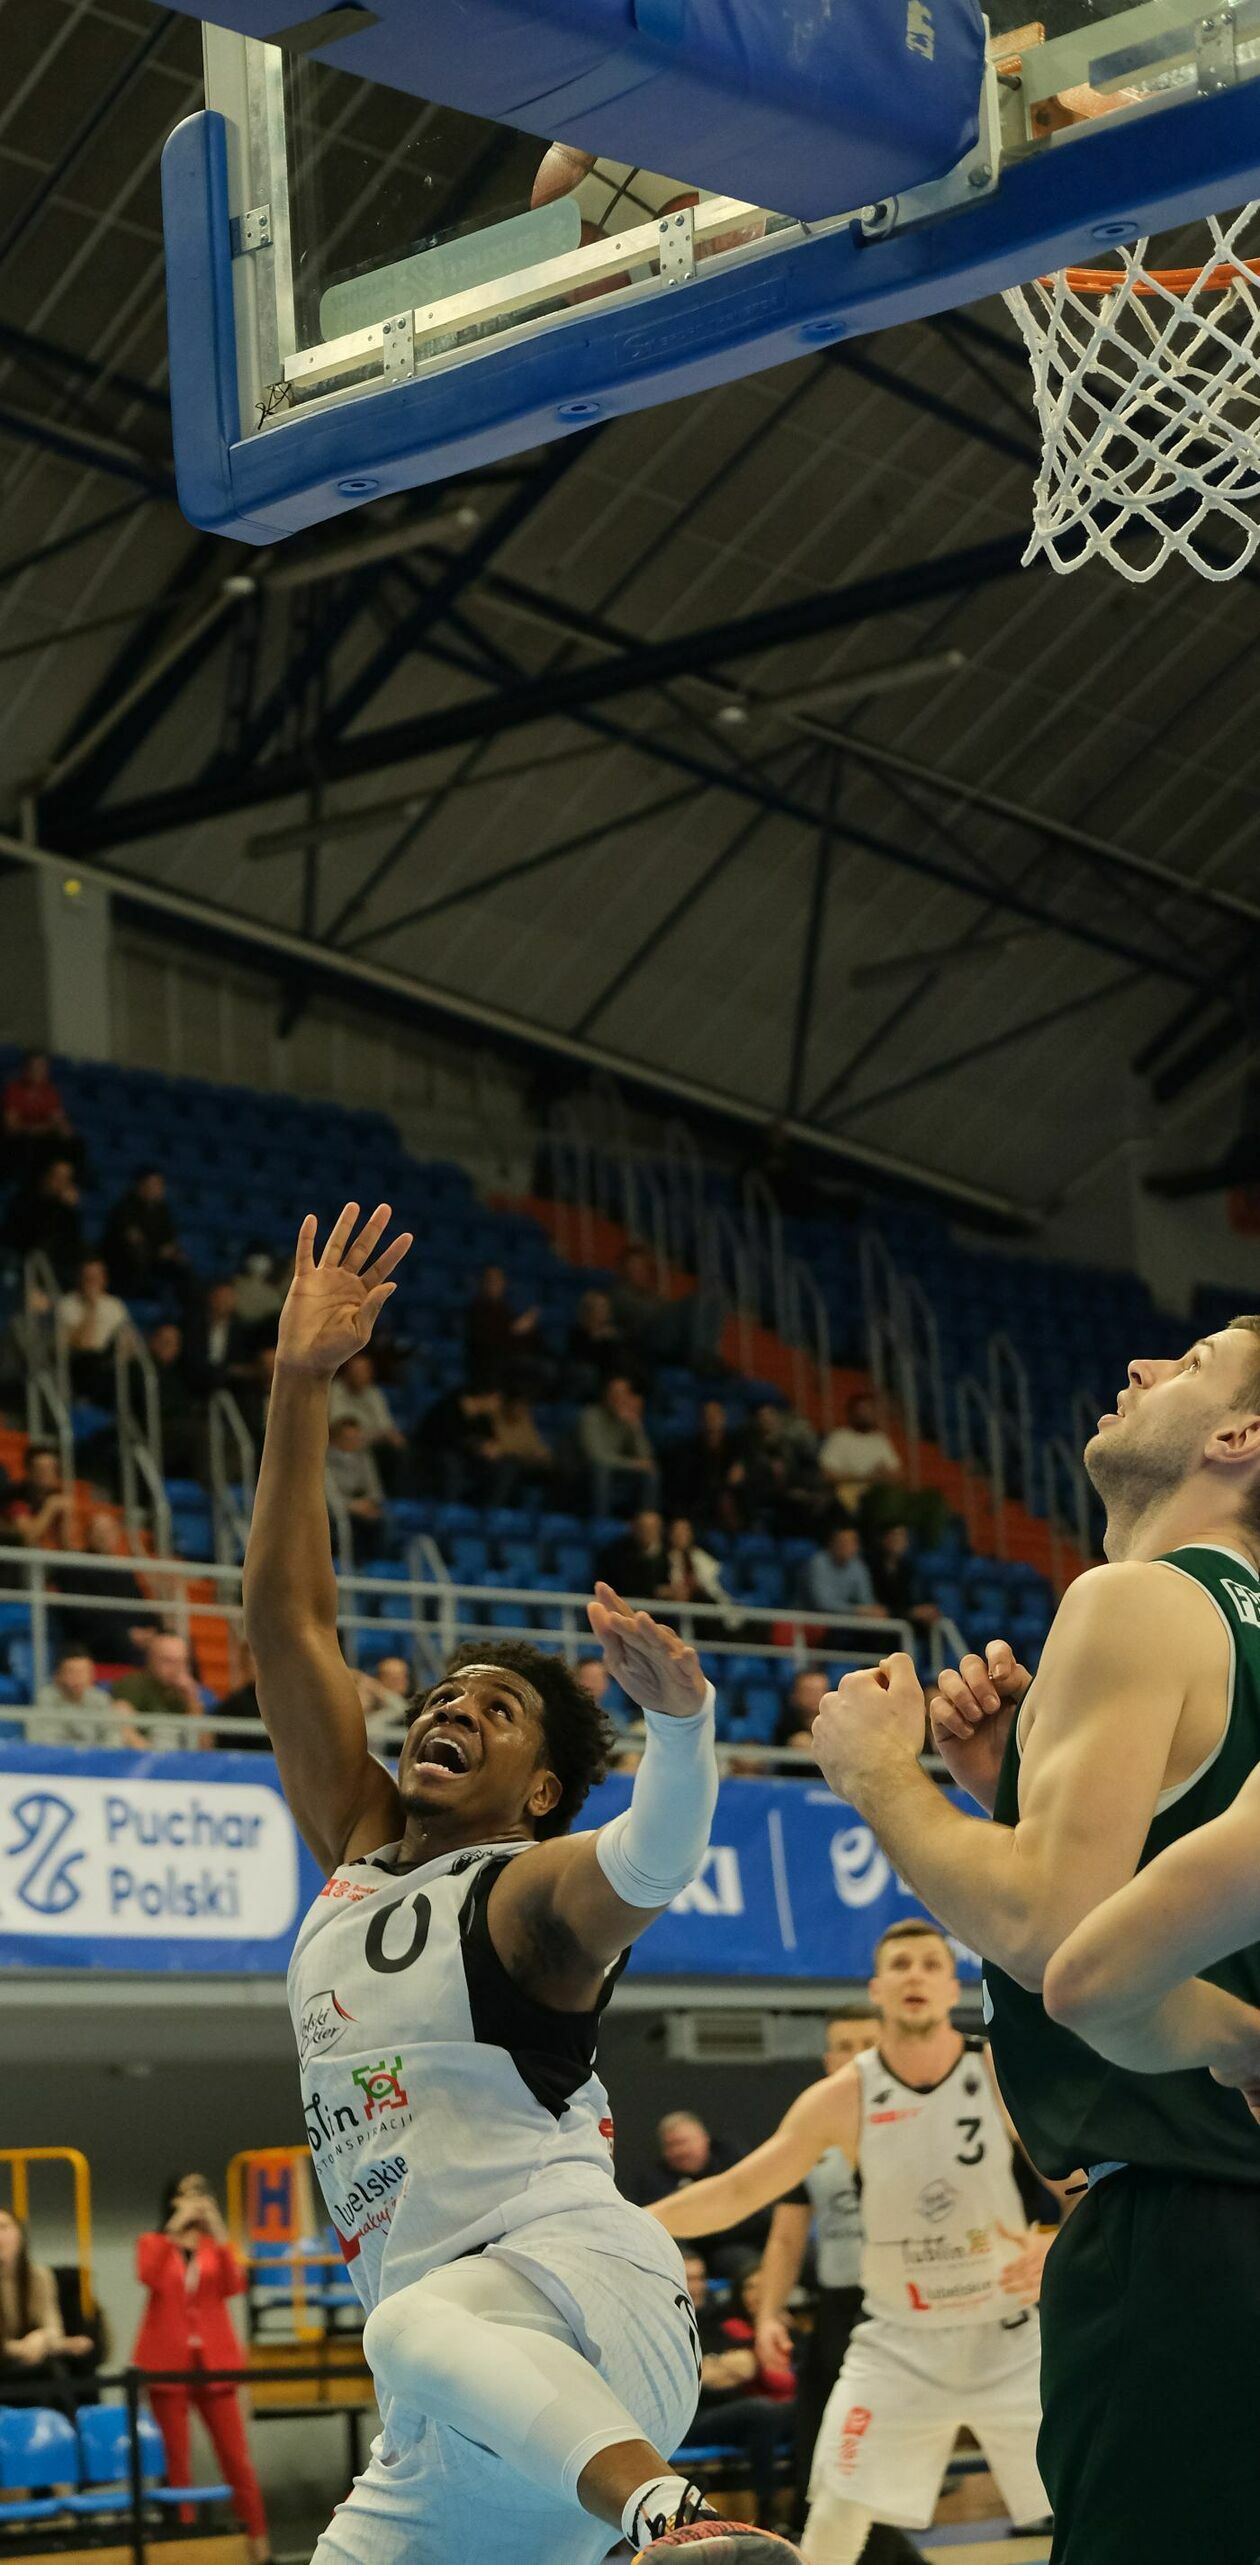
[855,2040,1030,2326]
[286,1835,683,2314]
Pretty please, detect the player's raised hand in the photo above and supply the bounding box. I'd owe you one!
[275,1204,413,1378]
[587,1583,708,1717]
[928,1641,1032,1810]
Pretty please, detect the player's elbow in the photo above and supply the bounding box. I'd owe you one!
[1042,1937,1123,2036]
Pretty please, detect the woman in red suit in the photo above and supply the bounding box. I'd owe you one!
[133,2172,270,2564]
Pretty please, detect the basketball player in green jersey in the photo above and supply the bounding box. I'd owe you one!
[805,1314,1260,2565]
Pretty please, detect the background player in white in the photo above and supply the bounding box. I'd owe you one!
[245,1202,802,2565]
[650,1921,1058,2565]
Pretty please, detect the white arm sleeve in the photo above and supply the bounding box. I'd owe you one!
[594,1681,719,1910]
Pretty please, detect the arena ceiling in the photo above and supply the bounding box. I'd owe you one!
[1,0,1256,1229]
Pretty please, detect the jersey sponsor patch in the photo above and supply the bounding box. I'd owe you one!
[297,1987,355,2065]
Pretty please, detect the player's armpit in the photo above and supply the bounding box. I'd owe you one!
[1000,1559,1221,1983]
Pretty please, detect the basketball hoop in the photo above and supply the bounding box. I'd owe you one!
[1004,203,1260,581]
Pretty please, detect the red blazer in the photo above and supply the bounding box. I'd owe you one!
[132,2233,248,2373]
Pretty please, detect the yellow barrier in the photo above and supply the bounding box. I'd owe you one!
[0,2146,94,2317]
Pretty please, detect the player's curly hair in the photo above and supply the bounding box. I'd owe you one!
[432,1640,615,1837]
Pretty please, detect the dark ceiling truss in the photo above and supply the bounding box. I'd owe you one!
[0,497,152,596]
[826,966,1145,1129]
[784,749,837,1121]
[0,13,178,276]
[0,398,174,497]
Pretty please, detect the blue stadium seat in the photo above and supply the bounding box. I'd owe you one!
[450,1536,490,1582]
[732,1687,781,1744]
[68,2406,227,2516]
[0,2405,78,2520]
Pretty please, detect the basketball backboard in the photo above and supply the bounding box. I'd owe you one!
[159,0,1260,541]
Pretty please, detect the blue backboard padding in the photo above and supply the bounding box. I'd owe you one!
[163,81,1260,545]
[158,0,986,222]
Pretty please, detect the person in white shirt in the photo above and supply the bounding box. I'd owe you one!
[818,1396,902,1523]
[31,1649,145,1747]
[330,1351,410,1493]
[56,1257,132,1403]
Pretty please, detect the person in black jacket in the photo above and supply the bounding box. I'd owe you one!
[103,1170,191,1305]
[3,1157,86,1286]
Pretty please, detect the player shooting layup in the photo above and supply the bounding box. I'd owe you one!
[808,1316,1260,2565]
[650,1920,1058,2565]
[245,1204,803,2565]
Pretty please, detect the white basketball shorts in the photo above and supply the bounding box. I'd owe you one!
[312,2212,701,2565]
[809,2308,1047,2530]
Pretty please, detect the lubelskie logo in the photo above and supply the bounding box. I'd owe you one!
[5,1793,84,1915]
[298,1989,356,2066]
[351,2056,410,2119]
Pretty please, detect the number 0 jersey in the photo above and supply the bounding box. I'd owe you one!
[286,1835,684,2314]
[855,2039,1030,2325]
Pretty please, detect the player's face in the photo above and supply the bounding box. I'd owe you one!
[823,2016,878,2073]
[869,1936,959,2034]
[1085,1329,1260,1516]
[400,1666,560,1834]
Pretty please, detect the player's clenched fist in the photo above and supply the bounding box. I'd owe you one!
[928,1641,1032,1813]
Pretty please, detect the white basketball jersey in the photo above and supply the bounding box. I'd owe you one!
[286,1836,682,2315]
[855,2039,1030,2326]
[801,2148,864,2293]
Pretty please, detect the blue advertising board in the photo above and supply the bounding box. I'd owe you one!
[0,1746,977,1983]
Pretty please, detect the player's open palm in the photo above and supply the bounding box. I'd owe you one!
[587,1583,708,1717]
[276,1203,413,1378]
[928,1641,1032,1812]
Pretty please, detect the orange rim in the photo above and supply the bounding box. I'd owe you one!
[1052,259,1260,296]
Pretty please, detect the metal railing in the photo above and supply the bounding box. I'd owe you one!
[783,1255,834,1430]
[22,1250,76,1492]
[114,1328,165,1544]
[955,1374,1002,1554]
[1041,1434,1094,1590]
[989,1330,1034,1516]
[209,1387,256,1564]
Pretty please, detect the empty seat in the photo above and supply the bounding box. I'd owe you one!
[0,2404,78,2521]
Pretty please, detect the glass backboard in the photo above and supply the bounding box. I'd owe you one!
[159,0,1260,540]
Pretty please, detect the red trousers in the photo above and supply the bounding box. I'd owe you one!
[149,2370,268,2540]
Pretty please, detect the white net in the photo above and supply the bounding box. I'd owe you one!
[1003,202,1260,581]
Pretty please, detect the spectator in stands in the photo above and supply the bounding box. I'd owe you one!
[3,1155,86,1284]
[187,1278,256,1397]
[148,1321,204,1479]
[596,1507,669,1601]
[325,1416,390,1563]
[417,1384,504,1502]
[5,1443,73,1553]
[801,1524,883,1621]
[355,1654,413,1748]
[644,2113,770,2276]
[51,1507,159,1665]
[869,1521,941,1638]
[56,1257,133,1405]
[665,1397,746,1532]
[103,1169,190,1304]
[565,1288,631,1395]
[0,2208,93,2408]
[134,2174,269,2564]
[231,1242,288,1342]
[661,1514,740,1631]
[579,1375,659,1516]
[774,1666,828,1757]
[464,1263,543,1395]
[211,1636,267,1751]
[818,1391,902,1525]
[1,1051,80,1179]
[679,2251,785,2527]
[111,1629,209,1750]
[489,1393,555,1504]
[611,1240,719,1371]
[572,1653,631,1735]
[330,1351,409,1495]
[739,1401,827,1535]
[32,1647,144,1747]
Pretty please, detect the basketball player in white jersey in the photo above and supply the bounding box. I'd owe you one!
[245,1204,802,2565]
[650,1921,1059,2565]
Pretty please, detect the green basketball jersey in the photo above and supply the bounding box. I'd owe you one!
[983,1543,1260,2185]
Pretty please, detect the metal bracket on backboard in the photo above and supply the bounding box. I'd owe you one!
[859,57,1001,240]
[658,205,697,285]
[1196,7,1240,89]
[230,202,273,257]
[380,311,416,381]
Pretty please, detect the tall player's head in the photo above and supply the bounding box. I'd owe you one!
[398,1641,613,1844]
[1084,1317,1260,1558]
[868,1919,959,2038]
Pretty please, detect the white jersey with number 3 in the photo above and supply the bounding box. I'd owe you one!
[856,2038,1029,2326]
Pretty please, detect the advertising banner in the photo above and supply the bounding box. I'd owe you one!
[0,1747,977,1982]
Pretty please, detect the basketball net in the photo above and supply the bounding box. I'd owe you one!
[1003,201,1260,580]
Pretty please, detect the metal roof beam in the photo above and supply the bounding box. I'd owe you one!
[56,534,1028,849]
[0,398,173,496]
